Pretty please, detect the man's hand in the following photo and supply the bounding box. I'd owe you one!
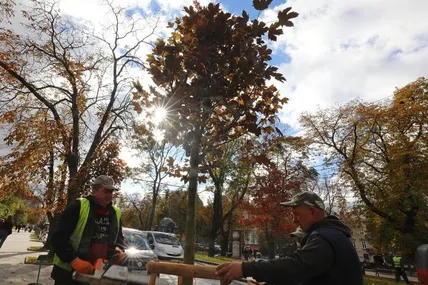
[215,262,243,284]
[111,247,126,264]
[70,258,94,274]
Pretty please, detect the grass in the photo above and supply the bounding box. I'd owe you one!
[24,255,53,265]
[27,245,49,251]
[195,253,241,264]
[30,231,42,242]
[363,275,417,284]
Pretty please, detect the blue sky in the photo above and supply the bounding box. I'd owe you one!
[21,0,428,197]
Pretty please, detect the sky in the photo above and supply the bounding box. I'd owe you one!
[6,0,428,200]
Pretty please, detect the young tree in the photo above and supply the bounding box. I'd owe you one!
[133,3,298,277]
[300,78,428,252]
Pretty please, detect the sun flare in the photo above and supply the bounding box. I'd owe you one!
[152,107,167,125]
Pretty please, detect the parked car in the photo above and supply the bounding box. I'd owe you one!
[140,231,184,260]
[122,227,158,272]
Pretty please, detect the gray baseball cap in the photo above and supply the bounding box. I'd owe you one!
[280,191,325,210]
[93,175,119,191]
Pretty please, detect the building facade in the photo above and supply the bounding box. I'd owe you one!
[350,223,376,263]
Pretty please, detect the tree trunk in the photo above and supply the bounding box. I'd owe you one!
[45,212,61,258]
[220,232,229,256]
[147,193,158,230]
[208,184,223,257]
[267,241,275,260]
[66,152,80,205]
[182,128,202,285]
[208,236,216,257]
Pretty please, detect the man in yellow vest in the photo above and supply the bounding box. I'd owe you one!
[51,175,125,285]
[393,252,411,284]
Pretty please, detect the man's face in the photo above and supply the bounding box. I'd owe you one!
[93,186,114,207]
[291,205,317,232]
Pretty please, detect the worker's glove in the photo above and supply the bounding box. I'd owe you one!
[70,258,94,274]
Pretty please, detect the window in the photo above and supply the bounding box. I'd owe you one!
[124,233,149,250]
[351,239,356,248]
[153,233,180,245]
[147,233,154,244]
[362,240,367,249]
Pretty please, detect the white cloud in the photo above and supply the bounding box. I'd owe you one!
[260,0,428,128]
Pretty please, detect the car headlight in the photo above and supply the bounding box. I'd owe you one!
[126,247,139,256]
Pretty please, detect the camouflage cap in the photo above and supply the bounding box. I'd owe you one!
[93,175,119,191]
[280,191,325,210]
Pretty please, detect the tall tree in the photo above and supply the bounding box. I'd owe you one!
[311,175,347,215]
[206,139,255,257]
[127,122,180,230]
[118,193,152,229]
[240,136,314,259]
[133,3,298,280]
[300,77,428,252]
[0,0,157,205]
[156,188,205,240]
[240,165,296,259]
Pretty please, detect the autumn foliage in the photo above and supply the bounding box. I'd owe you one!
[301,77,428,253]
[240,165,297,256]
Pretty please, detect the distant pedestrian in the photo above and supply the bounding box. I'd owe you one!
[0,216,14,248]
[243,247,249,260]
[393,253,410,284]
[16,224,21,232]
[374,261,380,277]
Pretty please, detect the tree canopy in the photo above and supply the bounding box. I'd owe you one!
[132,2,298,279]
[0,0,155,205]
[300,77,428,253]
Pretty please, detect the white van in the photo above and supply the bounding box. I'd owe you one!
[141,231,184,260]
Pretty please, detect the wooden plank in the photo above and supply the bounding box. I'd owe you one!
[146,261,222,280]
[149,272,157,285]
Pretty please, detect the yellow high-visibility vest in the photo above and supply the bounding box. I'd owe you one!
[53,198,121,271]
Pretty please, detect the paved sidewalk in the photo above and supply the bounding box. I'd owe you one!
[0,231,53,284]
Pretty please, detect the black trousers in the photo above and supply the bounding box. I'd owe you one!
[394,267,410,284]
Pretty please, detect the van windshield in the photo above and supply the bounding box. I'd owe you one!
[153,233,180,245]
[124,233,149,250]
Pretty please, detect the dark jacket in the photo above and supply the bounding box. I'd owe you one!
[0,221,13,235]
[242,215,363,285]
[51,196,124,283]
